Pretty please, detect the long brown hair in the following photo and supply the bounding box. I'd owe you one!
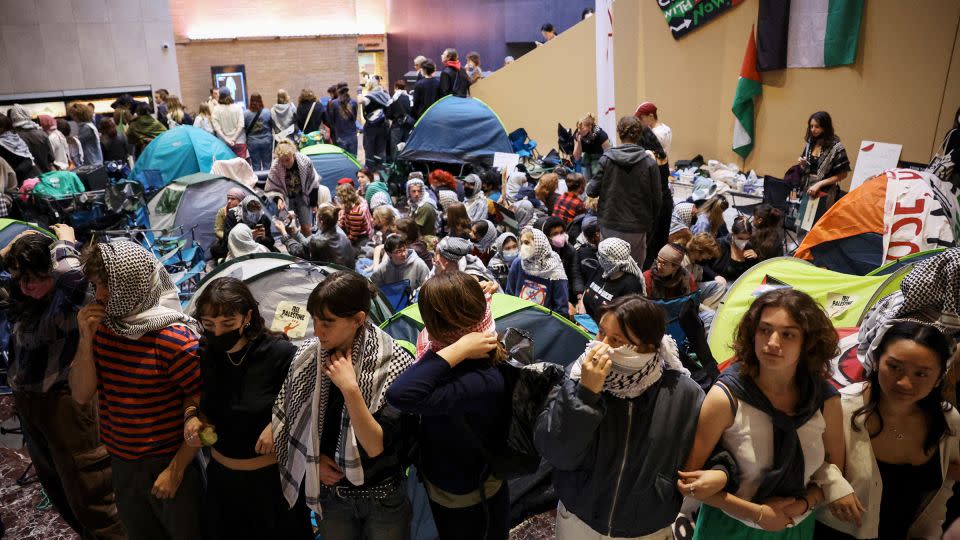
[418,272,505,365]
[731,288,838,380]
[444,203,472,238]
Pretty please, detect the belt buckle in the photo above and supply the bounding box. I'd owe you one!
[334,485,348,499]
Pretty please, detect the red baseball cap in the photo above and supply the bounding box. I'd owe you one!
[634,102,657,117]
[337,177,355,185]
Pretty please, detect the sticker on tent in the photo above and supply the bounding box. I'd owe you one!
[825,293,858,318]
[752,275,791,297]
[272,301,309,339]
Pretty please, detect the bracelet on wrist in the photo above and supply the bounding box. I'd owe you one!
[755,504,765,525]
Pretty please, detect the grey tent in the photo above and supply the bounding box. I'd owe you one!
[185,254,392,344]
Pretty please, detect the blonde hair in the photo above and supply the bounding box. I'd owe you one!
[197,102,212,118]
[534,173,559,204]
[274,140,297,159]
[336,183,360,208]
[68,102,93,123]
[166,95,185,124]
[372,206,396,232]
[579,113,596,128]
[277,89,290,104]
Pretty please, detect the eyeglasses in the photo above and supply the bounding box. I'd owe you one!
[656,257,679,268]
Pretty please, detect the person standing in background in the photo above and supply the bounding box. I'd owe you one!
[272,89,298,142]
[635,102,672,158]
[412,61,441,120]
[439,49,470,98]
[154,88,169,127]
[212,89,247,158]
[9,104,55,172]
[245,93,273,171]
[39,114,69,170]
[164,95,192,128]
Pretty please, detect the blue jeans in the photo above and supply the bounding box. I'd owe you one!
[317,486,412,540]
[337,135,359,157]
[247,139,272,171]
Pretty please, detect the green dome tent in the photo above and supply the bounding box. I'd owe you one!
[708,257,914,363]
[300,143,362,195]
[185,254,392,345]
[0,219,53,249]
[380,293,591,366]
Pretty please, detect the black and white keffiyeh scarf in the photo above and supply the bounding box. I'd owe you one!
[858,248,960,371]
[272,322,414,512]
[568,335,685,399]
[520,227,567,281]
[97,240,199,339]
[597,237,644,280]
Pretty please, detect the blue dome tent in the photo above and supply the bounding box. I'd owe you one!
[132,126,236,190]
[398,96,513,165]
[300,143,362,195]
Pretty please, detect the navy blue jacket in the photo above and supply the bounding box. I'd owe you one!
[385,350,508,495]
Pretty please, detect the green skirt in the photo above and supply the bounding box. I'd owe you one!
[692,505,814,540]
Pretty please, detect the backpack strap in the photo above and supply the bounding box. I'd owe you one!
[715,381,738,416]
[302,102,317,131]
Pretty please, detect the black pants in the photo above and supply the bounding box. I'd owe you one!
[110,455,202,540]
[204,459,313,540]
[363,123,389,162]
[428,483,509,540]
[15,387,126,539]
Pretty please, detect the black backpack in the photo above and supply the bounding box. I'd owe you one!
[457,328,565,479]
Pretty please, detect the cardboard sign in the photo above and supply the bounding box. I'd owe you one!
[271,301,309,339]
[851,141,902,191]
[798,195,821,233]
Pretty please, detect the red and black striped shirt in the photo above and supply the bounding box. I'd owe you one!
[93,325,200,461]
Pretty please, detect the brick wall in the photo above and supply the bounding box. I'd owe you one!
[175,36,360,112]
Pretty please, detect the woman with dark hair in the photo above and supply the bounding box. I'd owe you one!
[245,93,274,171]
[330,87,359,155]
[751,204,785,260]
[361,79,391,162]
[186,277,312,539]
[710,215,758,281]
[295,89,324,137]
[98,117,129,162]
[815,321,960,539]
[276,204,356,267]
[681,288,857,539]
[273,271,416,539]
[536,295,704,538]
[798,111,850,217]
[386,271,510,540]
[397,216,432,271]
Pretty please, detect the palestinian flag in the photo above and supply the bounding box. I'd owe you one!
[732,26,762,160]
[757,0,864,71]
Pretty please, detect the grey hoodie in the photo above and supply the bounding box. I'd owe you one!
[271,102,297,136]
[586,144,661,233]
[370,249,430,290]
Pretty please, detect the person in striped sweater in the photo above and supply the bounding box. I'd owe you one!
[337,182,374,249]
[70,240,203,540]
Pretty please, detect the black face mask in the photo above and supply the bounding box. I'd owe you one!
[204,327,244,353]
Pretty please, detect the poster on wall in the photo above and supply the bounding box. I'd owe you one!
[658,0,745,39]
[211,65,248,109]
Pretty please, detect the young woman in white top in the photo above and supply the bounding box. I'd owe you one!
[815,321,960,539]
[679,288,858,539]
[193,102,215,134]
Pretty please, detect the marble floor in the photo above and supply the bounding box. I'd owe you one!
[0,394,80,540]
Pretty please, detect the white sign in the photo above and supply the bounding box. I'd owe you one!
[851,141,902,191]
[492,152,520,174]
[825,292,858,318]
[271,301,309,339]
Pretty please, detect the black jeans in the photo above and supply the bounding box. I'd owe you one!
[15,387,126,539]
[317,483,412,540]
[110,455,202,540]
[428,482,509,540]
[204,459,313,540]
[363,123,389,162]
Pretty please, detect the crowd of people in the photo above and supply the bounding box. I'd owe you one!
[2,40,960,540]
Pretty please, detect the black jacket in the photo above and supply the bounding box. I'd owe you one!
[223,209,277,251]
[16,128,55,173]
[439,65,470,98]
[386,93,414,129]
[534,371,704,537]
[586,144,662,233]
[412,77,441,119]
[553,242,584,298]
[295,101,324,134]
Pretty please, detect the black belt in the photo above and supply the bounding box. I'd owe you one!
[324,475,404,500]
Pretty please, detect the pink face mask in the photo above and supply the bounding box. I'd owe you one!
[20,276,55,300]
[550,233,567,249]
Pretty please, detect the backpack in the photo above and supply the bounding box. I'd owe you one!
[458,328,565,479]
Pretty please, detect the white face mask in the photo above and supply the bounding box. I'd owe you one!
[608,344,658,371]
[733,238,749,250]
[519,244,535,260]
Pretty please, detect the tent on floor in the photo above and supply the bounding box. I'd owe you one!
[398,96,514,165]
[708,257,916,363]
[146,173,262,254]
[0,219,53,249]
[132,126,236,190]
[381,293,591,367]
[300,143,362,195]
[795,168,960,275]
[185,254,393,344]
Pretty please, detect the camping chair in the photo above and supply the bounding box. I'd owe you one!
[379,279,413,312]
[508,128,539,160]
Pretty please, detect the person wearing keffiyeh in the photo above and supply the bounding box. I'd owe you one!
[535,295,703,539]
[581,237,646,321]
[69,240,204,540]
[387,271,510,540]
[272,272,415,536]
[506,227,568,314]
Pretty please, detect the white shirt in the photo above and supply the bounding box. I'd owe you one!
[652,122,672,156]
[816,382,960,539]
[212,103,245,145]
